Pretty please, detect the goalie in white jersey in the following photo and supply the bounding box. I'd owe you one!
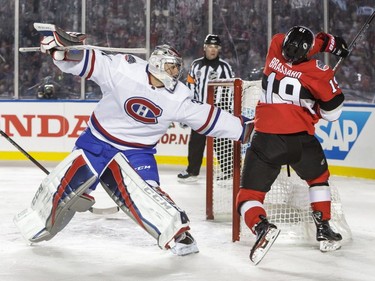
[14,24,253,257]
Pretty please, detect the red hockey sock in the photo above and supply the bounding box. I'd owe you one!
[243,206,267,234]
[311,201,331,220]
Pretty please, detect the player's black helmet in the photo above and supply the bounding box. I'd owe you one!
[204,34,221,46]
[282,26,314,64]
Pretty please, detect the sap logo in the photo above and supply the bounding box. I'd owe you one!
[315,111,371,160]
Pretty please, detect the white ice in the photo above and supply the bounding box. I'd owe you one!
[1,162,375,281]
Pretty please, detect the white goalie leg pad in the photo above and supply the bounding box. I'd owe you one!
[14,149,97,243]
[100,153,190,250]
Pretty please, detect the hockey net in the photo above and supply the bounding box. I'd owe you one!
[206,78,352,243]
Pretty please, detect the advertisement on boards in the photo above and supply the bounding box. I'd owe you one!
[0,101,374,177]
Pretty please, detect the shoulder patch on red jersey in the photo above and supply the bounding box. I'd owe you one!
[316,60,329,71]
[124,54,136,64]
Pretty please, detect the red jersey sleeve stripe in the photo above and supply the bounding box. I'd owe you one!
[86,50,96,79]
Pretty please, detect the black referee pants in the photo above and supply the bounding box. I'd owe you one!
[186,130,206,176]
[186,130,233,177]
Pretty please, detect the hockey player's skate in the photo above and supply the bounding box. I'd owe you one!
[177,170,198,183]
[250,216,280,265]
[312,211,342,252]
[170,231,199,256]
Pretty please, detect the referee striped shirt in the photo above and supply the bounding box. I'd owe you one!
[186,56,234,103]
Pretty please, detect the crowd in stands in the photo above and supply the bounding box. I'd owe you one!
[0,0,374,102]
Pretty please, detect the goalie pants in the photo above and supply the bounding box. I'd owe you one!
[75,128,160,189]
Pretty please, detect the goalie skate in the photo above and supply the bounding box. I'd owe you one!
[170,231,199,256]
[250,216,280,265]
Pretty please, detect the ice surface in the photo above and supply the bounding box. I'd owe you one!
[1,162,374,281]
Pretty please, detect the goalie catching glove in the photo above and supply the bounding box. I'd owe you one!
[316,32,349,58]
[38,23,86,61]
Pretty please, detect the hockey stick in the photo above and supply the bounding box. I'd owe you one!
[0,129,49,174]
[333,11,375,72]
[19,45,147,54]
[0,129,119,215]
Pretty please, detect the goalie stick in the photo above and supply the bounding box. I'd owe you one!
[333,11,375,72]
[19,22,146,54]
[0,129,119,215]
[19,45,147,54]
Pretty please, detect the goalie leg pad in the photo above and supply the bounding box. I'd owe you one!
[14,149,97,243]
[100,152,190,249]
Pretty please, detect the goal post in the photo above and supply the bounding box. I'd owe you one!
[206,78,243,241]
[206,78,352,243]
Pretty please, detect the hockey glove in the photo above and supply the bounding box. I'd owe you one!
[317,32,349,58]
[39,27,86,61]
[240,116,254,144]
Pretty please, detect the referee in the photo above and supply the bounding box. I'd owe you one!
[178,34,234,182]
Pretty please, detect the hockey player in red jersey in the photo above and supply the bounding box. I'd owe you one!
[236,26,349,264]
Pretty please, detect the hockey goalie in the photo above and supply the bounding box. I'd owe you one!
[14,23,254,256]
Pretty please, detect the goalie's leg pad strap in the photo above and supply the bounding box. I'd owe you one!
[14,150,97,243]
[100,152,190,249]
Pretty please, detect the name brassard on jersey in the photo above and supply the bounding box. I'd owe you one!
[268,57,302,79]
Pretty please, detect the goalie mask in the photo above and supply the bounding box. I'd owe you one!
[282,26,314,64]
[148,44,183,93]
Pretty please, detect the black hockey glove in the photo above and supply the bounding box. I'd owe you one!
[317,32,349,58]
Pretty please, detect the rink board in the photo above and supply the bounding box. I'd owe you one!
[0,100,374,178]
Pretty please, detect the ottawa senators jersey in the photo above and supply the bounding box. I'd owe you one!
[255,33,345,135]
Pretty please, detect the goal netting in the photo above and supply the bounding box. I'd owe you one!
[206,78,352,243]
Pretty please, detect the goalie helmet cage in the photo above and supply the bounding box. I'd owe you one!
[206,78,352,243]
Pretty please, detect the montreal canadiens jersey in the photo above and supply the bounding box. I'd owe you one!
[256,33,344,135]
[54,50,243,150]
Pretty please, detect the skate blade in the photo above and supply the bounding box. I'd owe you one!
[320,240,341,252]
[250,228,281,265]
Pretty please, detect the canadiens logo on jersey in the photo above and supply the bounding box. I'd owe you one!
[125,97,163,124]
